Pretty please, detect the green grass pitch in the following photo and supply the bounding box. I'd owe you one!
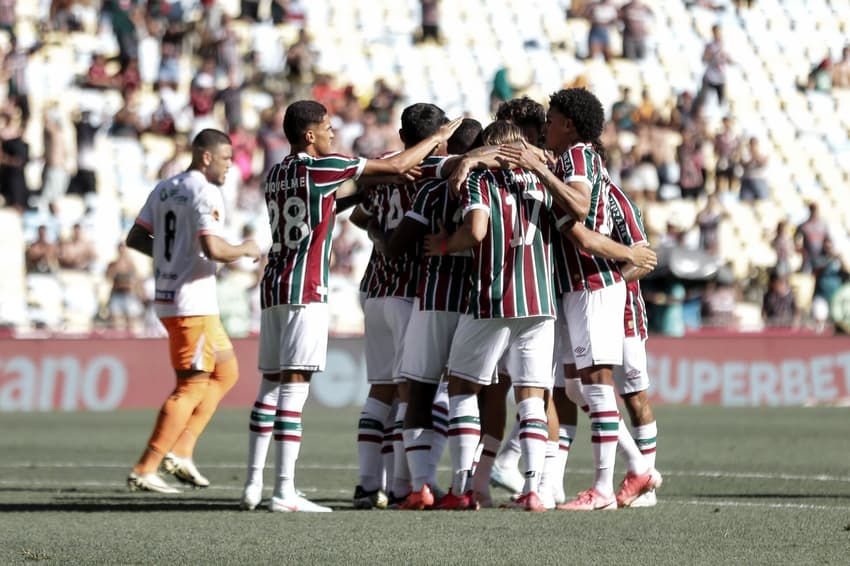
[1,405,848,565]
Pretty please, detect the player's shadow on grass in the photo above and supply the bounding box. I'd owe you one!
[0,499,242,512]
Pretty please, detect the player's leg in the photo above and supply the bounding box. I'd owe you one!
[427,378,449,493]
[536,390,561,509]
[128,316,213,494]
[471,370,510,507]
[398,307,456,509]
[500,316,554,512]
[354,298,395,509]
[265,303,331,513]
[615,335,661,507]
[386,298,415,505]
[434,315,507,510]
[167,318,239,487]
[489,374,525,494]
[560,285,624,511]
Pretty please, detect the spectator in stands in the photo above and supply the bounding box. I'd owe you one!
[762,270,799,328]
[118,56,142,97]
[105,241,143,331]
[2,35,32,125]
[103,0,139,66]
[801,56,832,94]
[0,107,30,211]
[771,220,794,277]
[157,41,180,88]
[157,139,187,179]
[739,137,768,201]
[230,124,256,184]
[352,111,388,159]
[811,237,846,325]
[676,127,705,199]
[418,0,441,44]
[41,106,69,207]
[367,78,400,126]
[619,0,653,61]
[26,225,59,274]
[0,0,15,33]
[58,223,97,271]
[670,90,698,132]
[831,46,850,89]
[50,0,84,31]
[217,70,244,132]
[84,53,117,89]
[795,202,828,274]
[330,218,364,278]
[584,0,618,61]
[697,192,726,257]
[257,102,289,175]
[285,28,317,95]
[611,86,638,132]
[190,60,218,133]
[67,110,99,197]
[108,92,144,140]
[634,88,660,127]
[701,266,738,328]
[713,116,741,194]
[697,24,731,110]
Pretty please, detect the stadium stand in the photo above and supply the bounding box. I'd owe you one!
[0,0,848,336]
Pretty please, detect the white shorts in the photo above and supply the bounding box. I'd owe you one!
[447,314,554,388]
[400,304,461,384]
[364,296,414,384]
[258,303,328,373]
[613,335,650,394]
[553,305,570,387]
[563,281,626,370]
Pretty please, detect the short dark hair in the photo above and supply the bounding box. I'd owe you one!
[400,103,448,147]
[548,88,605,142]
[480,120,525,146]
[447,118,483,154]
[495,96,546,138]
[192,128,231,151]
[283,100,327,144]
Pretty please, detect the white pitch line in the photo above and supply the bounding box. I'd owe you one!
[2,463,849,484]
[675,499,850,512]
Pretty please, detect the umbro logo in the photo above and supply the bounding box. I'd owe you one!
[626,369,641,380]
[574,346,587,356]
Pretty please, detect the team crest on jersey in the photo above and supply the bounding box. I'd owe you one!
[159,188,168,201]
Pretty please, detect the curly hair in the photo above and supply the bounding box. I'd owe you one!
[548,88,605,142]
[495,97,546,141]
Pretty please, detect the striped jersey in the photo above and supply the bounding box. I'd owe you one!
[552,142,623,292]
[357,154,446,299]
[608,181,649,340]
[261,152,366,307]
[461,167,556,319]
[136,170,224,318]
[406,178,471,312]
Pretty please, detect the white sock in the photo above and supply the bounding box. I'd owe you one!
[357,397,391,492]
[538,440,560,500]
[517,397,547,494]
[403,428,433,491]
[381,403,396,493]
[245,378,279,487]
[494,417,522,470]
[391,402,411,498]
[273,382,309,498]
[447,393,480,493]
[634,421,658,470]
[554,424,576,497]
[584,383,619,497]
[617,418,649,474]
[428,382,449,487]
[472,434,500,495]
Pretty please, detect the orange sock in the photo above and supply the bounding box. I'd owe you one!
[134,378,209,474]
[172,356,240,458]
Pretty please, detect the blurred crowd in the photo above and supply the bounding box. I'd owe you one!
[2,0,849,337]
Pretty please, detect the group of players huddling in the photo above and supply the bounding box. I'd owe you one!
[240,87,662,513]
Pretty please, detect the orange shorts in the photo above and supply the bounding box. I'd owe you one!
[160,315,233,372]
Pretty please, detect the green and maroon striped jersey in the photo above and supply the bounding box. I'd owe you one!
[552,142,624,292]
[358,154,449,299]
[608,181,649,340]
[461,167,556,319]
[261,152,365,306]
[407,178,471,312]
